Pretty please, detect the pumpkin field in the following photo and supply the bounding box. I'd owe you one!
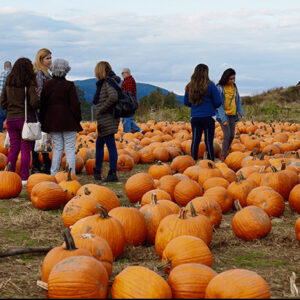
[0,119,300,298]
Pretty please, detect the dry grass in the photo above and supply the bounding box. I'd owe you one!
[0,162,300,298]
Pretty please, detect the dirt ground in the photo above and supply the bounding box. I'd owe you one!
[0,163,300,299]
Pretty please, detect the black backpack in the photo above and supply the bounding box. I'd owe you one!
[106,78,138,118]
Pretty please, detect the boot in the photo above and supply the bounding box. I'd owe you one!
[103,169,119,183]
[93,168,102,181]
[41,154,51,174]
[31,158,41,174]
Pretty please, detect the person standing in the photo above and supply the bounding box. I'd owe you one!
[0,58,40,185]
[216,68,244,161]
[32,48,53,174]
[184,63,227,162]
[0,61,12,132]
[40,58,82,176]
[121,68,142,133]
[93,61,120,182]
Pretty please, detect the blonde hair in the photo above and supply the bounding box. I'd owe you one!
[94,61,112,80]
[33,48,52,77]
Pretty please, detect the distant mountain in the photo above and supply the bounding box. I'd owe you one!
[74,78,184,104]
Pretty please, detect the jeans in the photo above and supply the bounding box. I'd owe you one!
[122,116,141,133]
[191,116,215,161]
[6,118,32,180]
[220,115,236,157]
[0,108,6,132]
[95,134,118,172]
[50,131,77,176]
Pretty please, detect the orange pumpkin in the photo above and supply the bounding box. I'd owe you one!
[162,235,213,274]
[58,168,81,202]
[0,163,22,199]
[109,206,147,246]
[295,218,300,242]
[141,189,172,206]
[125,172,156,203]
[204,186,233,213]
[110,266,172,299]
[148,161,172,179]
[70,204,126,258]
[232,205,272,240]
[47,255,108,299]
[170,155,195,173]
[288,184,300,213]
[168,263,217,299]
[30,181,67,210]
[205,269,270,299]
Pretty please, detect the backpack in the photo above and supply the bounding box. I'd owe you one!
[106,78,138,118]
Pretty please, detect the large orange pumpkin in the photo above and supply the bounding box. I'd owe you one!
[108,206,147,246]
[205,269,270,299]
[232,205,272,240]
[125,172,156,203]
[168,263,217,299]
[295,218,300,242]
[288,184,300,213]
[110,266,172,299]
[47,256,108,299]
[0,163,22,199]
[27,173,57,197]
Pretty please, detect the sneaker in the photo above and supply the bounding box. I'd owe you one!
[139,129,144,134]
[103,169,119,183]
[22,180,27,187]
[93,168,102,181]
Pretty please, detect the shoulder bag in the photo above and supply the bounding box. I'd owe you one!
[22,87,42,141]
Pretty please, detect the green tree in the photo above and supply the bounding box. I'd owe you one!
[76,86,92,120]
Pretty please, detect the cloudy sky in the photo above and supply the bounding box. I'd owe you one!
[1,0,300,95]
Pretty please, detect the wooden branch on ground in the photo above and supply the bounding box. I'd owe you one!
[0,246,53,258]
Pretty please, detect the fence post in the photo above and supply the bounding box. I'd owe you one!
[91,105,94,121]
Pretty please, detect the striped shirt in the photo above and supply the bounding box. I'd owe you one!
[0,69,11,97]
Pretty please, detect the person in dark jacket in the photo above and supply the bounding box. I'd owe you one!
[0,57,40,185]
[40,58,82,176]
[184,63,227,161]
[93,61,121,182]
[216,68,244,161]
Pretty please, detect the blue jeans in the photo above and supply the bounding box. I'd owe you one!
[0,108,7,132]
[95,134,118,172]
[122,116,141,133]
[191,116,215,161]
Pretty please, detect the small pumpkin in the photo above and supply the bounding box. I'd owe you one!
[0,163,22,199]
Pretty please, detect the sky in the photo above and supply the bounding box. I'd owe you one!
[1,0,300,96]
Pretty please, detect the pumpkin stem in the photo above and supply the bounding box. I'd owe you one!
[95,203,110,219]
[157,257,171,272]
[234,199,242,211]
[238,171,246,181]
[84,187,91,196]
[267,149,273,156]
[203,151,208,160]
[178,207,188,219]
[271,165,278,173]
[5,161,11,171]
[259,166,266,174]
[150,192,158,205]
[280,161,286,170]
[157,160,163,166]
[62,229,77,250]
[189,202,197,217]
[67,167,72,181]
[207,161,214,169]
[259,151,266,160]
[37,280,48,291]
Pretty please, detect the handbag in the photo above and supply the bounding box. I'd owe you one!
[4,133,10,148]
[21,87,42,141]
[34,132,52,153]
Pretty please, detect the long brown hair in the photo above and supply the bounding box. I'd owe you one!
[185,64,210,105]
[6,57,35,88]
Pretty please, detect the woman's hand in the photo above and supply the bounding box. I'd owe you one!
[223,121,229,126]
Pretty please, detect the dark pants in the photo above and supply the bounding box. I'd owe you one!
[220,115,236,157]
[95,134,118,172]
[0,108,6,132]
[32,142,51,169]
[191,116,215,161]
[6,119,32,180]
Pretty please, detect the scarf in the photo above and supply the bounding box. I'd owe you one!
[93,79,105,105]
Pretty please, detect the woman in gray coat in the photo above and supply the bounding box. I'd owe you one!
[93,61,121,182]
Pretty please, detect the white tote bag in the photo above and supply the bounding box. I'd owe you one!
[21,87,42,141]
[34,132,52,153]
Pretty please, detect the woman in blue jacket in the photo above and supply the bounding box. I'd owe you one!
[184,64,227,161]
[216,68,244,161]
